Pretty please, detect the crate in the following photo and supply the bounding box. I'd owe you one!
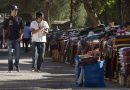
[82,61,105,87]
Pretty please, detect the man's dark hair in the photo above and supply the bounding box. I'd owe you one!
[36,11,44,18]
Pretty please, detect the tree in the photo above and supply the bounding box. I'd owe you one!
[2,0,127,27]
[83,0,101,27]
[71,0,82,27]
[124,0,130,22]
[49,0,70,23]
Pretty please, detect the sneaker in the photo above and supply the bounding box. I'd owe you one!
[8,68,13,73]
[32,68,36,72]
[8,70,12,73]
[14,64,20,72]
[35,69,41,72]
[16,68,20,72]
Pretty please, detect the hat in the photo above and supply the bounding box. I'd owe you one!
[10,5,19,10]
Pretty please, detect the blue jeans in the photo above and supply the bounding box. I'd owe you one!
[7,40,20,70]
[32,42,46,70]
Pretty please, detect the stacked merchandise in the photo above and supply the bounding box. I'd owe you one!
[101,24,130,86]
[101,27,130,83]
[118,47,130,87]
[48,31,66,62]
[49,35,59,62]
[58,37,65,62]
[103,36,116,80]
[49,26,105,65]
[102,26,130,86]
[65,37,78,64]
[48,30,79,64]
[114,36,130,87]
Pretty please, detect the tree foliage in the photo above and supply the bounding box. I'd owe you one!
[0,0,130,27]
[49,0,70,23]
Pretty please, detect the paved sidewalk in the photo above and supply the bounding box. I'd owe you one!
[0,48,75,90]
[0,48,129,90]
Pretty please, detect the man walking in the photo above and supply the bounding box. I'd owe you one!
[3,5,23,72]
[30,11,49,72]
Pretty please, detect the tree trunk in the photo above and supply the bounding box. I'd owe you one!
[102,10,109,26]
[125,0,130,22]
[83,0,101,27]
[71,0,81,28]
[116,0,122,24]
[44,1,50,23]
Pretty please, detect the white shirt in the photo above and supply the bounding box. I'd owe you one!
[30,20,49,42]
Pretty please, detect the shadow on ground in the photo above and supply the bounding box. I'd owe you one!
[0,48,76,89]
[0,48,128,89]
[0,60,75,89]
